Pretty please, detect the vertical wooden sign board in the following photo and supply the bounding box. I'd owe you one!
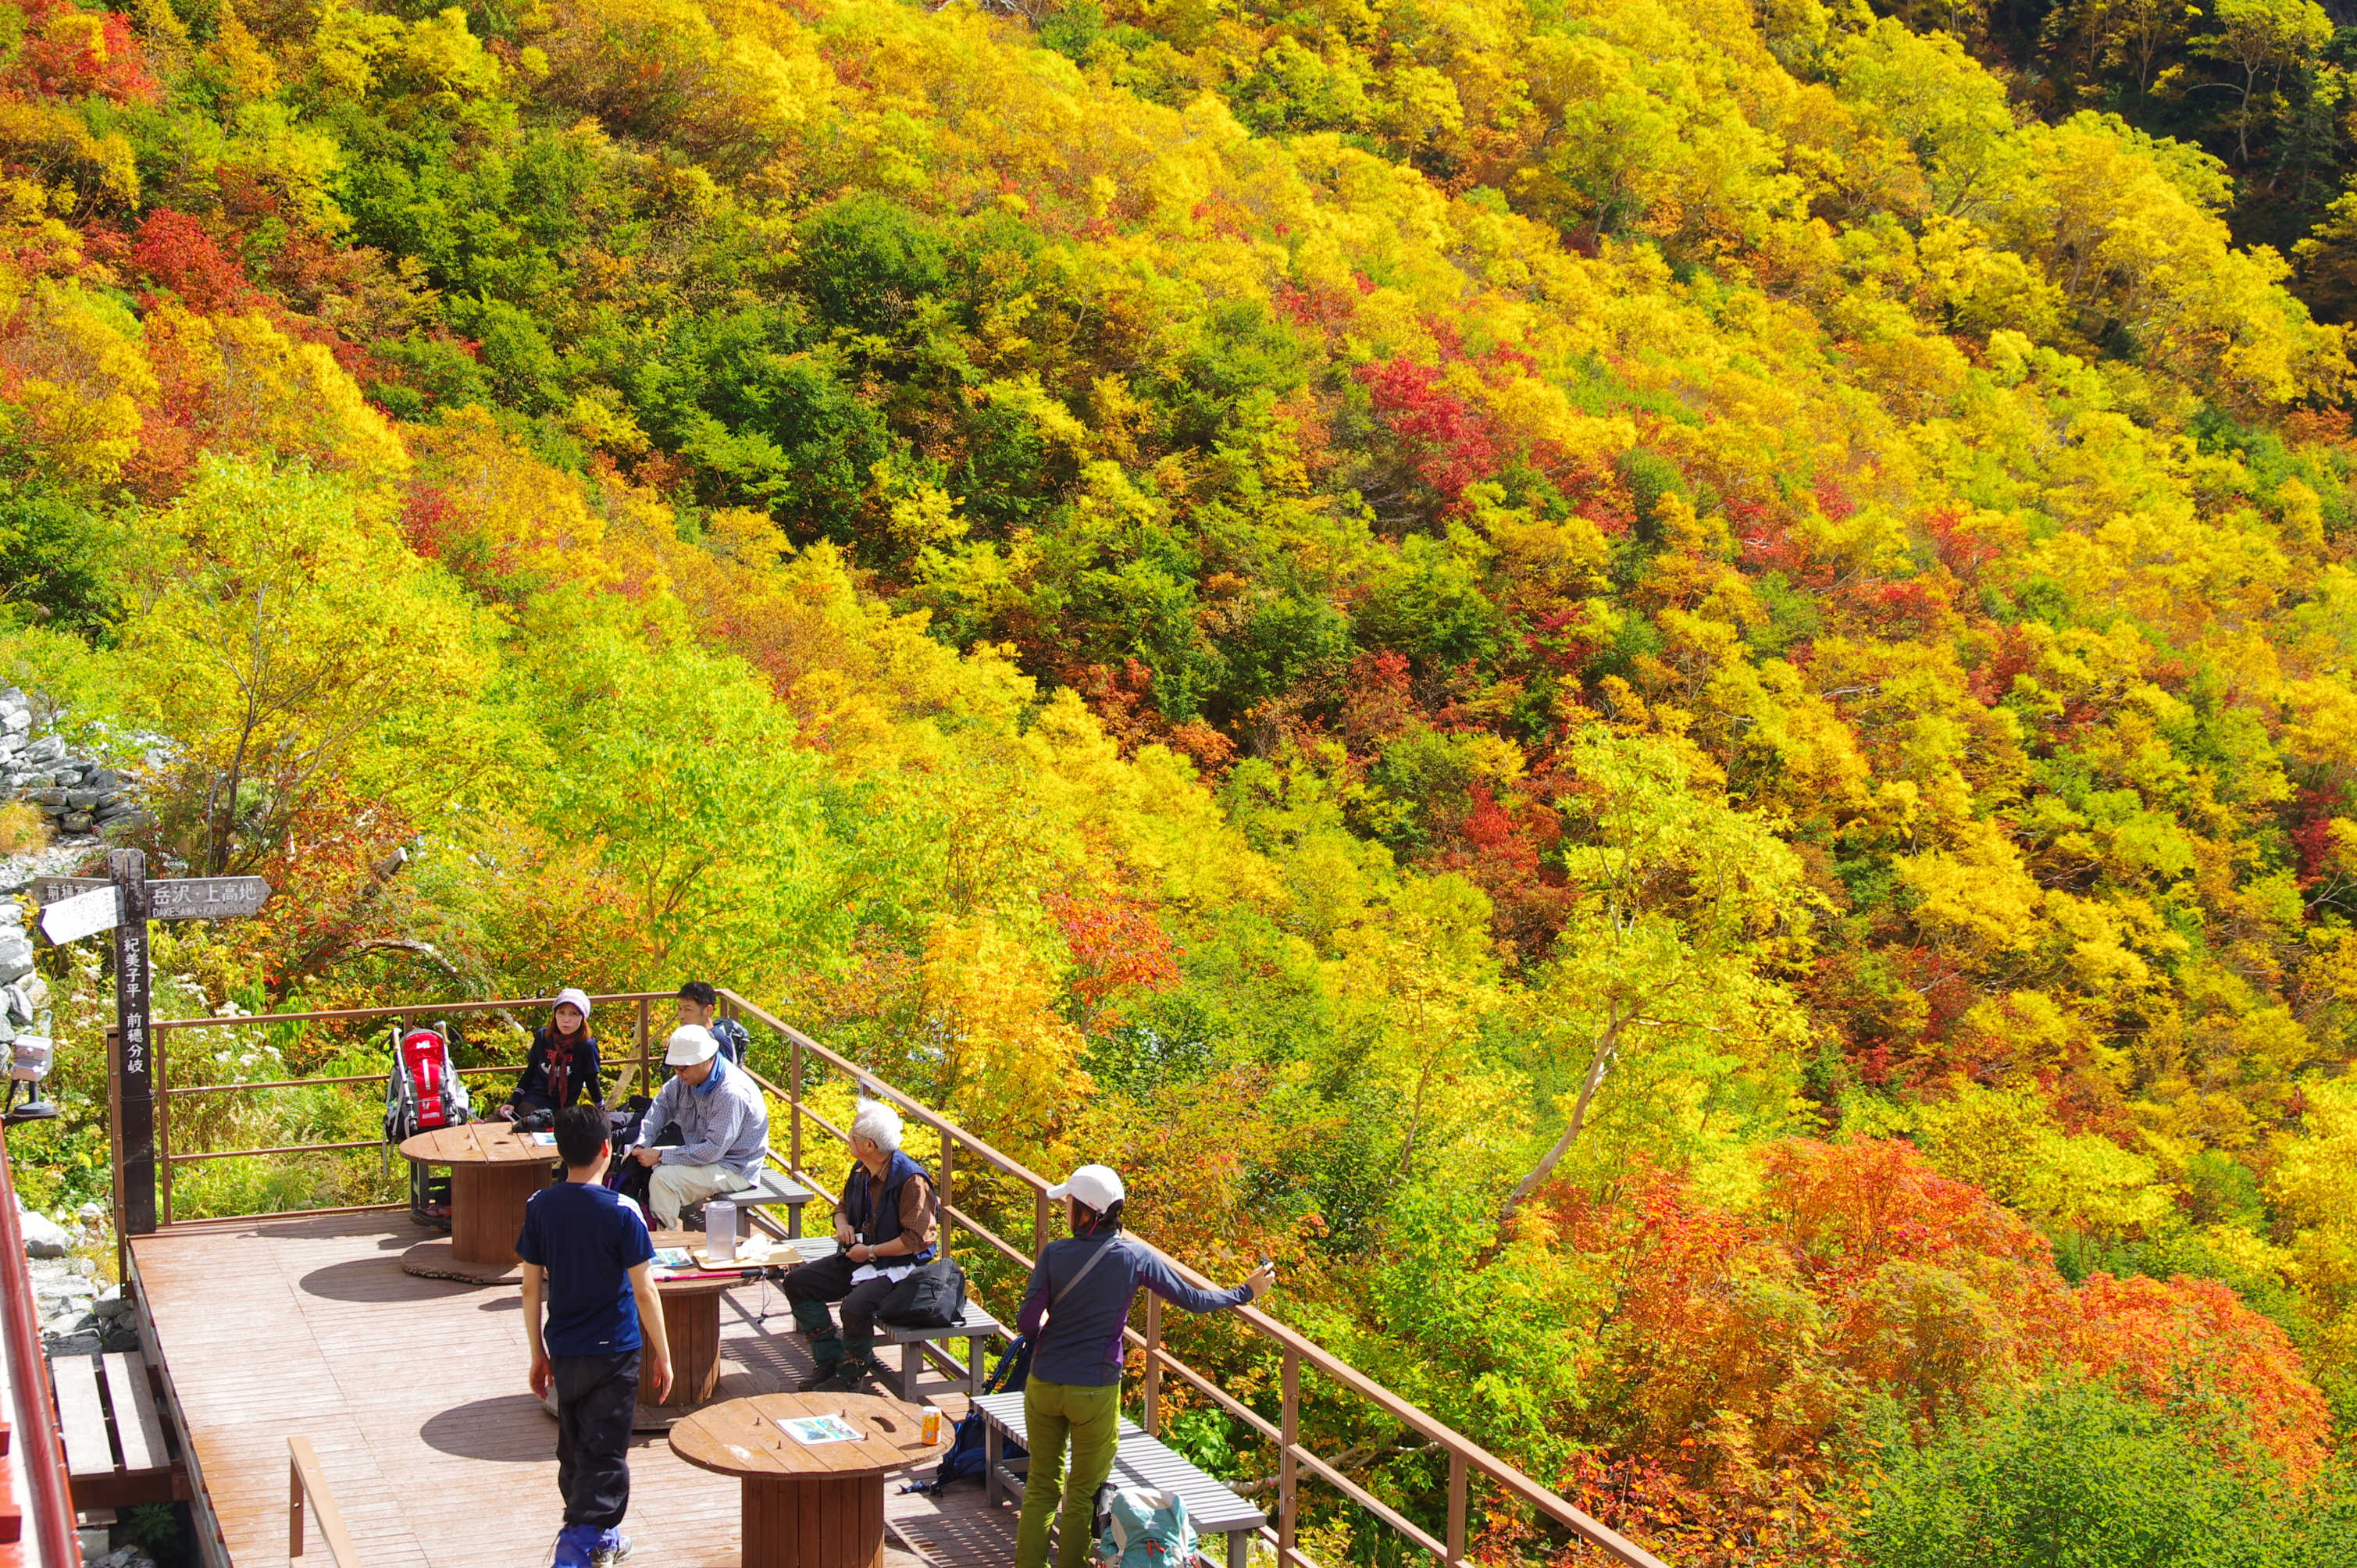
[111,850,155,1236]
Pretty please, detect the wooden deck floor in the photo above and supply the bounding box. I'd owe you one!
[129,1213,1019,1568]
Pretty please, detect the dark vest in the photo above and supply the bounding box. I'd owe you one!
[843,1149,936,1264]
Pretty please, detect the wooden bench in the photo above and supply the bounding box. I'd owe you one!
[734,1167,816,1238]
[50,1350,186,1510]
[972,1391,1265,1568]
[780,1238,1006,1400]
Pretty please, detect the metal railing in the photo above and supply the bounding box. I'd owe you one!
[0,1133,82,1566]
[289,1434,362,1565]
[128,989,1670,1568]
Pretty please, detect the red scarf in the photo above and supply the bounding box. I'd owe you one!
[543,1025,586,1103]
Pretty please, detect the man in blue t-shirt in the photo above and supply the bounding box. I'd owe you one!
[519,1104,674,1568]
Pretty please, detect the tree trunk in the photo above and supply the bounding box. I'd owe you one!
[1498,1007,1628,1232]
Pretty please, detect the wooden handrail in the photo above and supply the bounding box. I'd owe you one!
[712,989,1671,1568]
[289,1434,363,1566]
[0,1135,82,1566]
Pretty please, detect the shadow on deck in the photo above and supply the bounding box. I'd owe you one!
[129,1212,1017,1567]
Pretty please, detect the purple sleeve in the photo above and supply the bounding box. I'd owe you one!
[1016,1258,1050,1338]
[1136,1253,1251,1314]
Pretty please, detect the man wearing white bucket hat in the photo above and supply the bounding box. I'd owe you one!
[624,1025,770,1228]
[1013,1164,1276,1568]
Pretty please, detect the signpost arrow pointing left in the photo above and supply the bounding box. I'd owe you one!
[39,884,120,946]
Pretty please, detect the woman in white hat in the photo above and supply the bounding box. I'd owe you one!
[1013,1164,1276,1568]
[498,987,602,1121]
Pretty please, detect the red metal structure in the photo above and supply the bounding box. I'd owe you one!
[0,1133,82,1566]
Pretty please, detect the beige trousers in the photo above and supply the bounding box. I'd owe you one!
[647,1160,754,1228]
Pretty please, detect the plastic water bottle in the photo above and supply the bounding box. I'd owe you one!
[707,1199,737,1262]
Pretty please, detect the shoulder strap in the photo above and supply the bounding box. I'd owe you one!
[1050,1236,1119,1313]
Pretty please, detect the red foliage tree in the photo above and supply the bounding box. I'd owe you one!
[1355,357,1500,508]
[1046,891,1182,1031]
[130,210,255,313]
[6,1,159,103]
[2067,1271,2331,1481]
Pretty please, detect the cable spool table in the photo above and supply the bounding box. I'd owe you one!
[669,1391,946,1568]
[398,1122,556,1283]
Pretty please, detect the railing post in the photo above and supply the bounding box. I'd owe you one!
[1279,1345,1299,1567]
[636,998,650,1095]
[158,1023,172,1228]
[939,1124,953,1262]
[790,1035,803,1177]
[1448,1452,1467,1567]
[291,1445,305,1560]
[1142,1290,1162,1436]
[1036,1187,1054,1263]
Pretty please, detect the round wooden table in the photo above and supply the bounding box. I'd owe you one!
[628,1230,752,1427]
[671,1392,944,1568]
[398,1122,556,1283]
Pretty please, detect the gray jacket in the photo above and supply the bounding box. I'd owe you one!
[633,1056,770,1178]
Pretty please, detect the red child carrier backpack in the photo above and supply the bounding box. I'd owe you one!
[383,1021,472,1228]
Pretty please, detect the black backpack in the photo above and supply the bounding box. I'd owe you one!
[879,1256,967,1327]
[908,1336,1031,1495]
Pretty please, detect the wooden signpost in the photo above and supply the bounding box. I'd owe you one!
[35,852,271,1238]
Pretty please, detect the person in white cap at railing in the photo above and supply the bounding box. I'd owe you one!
[623,1024,770,1228]
[1014,1164,1276,1568]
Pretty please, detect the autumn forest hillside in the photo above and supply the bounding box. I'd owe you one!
[4,0,2357,1556]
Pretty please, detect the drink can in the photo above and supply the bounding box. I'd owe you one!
[922,1406,943,1445]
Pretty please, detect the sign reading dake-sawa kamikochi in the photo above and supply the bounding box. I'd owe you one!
[36,852,271,1235]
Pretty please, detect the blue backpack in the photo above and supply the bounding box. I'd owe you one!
[912,1336,1032,1492]
[1093,1488,1197,1568]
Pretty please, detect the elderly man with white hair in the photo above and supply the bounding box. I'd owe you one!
[776,1097,940,1392]
[625,1025,771,1229]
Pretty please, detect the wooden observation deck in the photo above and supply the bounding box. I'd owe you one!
[35,989,1668,1568]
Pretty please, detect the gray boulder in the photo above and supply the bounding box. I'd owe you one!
[92,1285,130,1321]
[20,1206,69,1258]
[61,811,91,833]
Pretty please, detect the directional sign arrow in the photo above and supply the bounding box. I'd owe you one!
[39,884,119,945]
[36,874,271,925]
[31,876,105,906]
[148,876,271,920]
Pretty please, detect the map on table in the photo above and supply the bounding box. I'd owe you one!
[781,1414,861,1445]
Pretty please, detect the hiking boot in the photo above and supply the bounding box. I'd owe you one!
[588,1533,633,1567]
[807,1357,877,1394]
[797,1362,843,1392]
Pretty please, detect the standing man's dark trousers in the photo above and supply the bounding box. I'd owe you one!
[553,1350,642,1530]
[782,1252,897,1386]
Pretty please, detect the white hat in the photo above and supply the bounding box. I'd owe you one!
[665,1024,719,1067]
[1047,1164,1125,1213]
[553,987,592,1020]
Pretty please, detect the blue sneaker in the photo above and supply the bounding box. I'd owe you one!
[590,1532,633,1567]
[551,1524,601,1568]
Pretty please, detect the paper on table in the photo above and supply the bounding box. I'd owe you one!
[781,1414,862,1445]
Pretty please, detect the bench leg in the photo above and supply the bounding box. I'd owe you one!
[1227,1530,1247,1568]
[788,1203,802,1240]
[985,1424,1003,1507]
[901,1341,922,1403]
[967,1334,986,1395]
